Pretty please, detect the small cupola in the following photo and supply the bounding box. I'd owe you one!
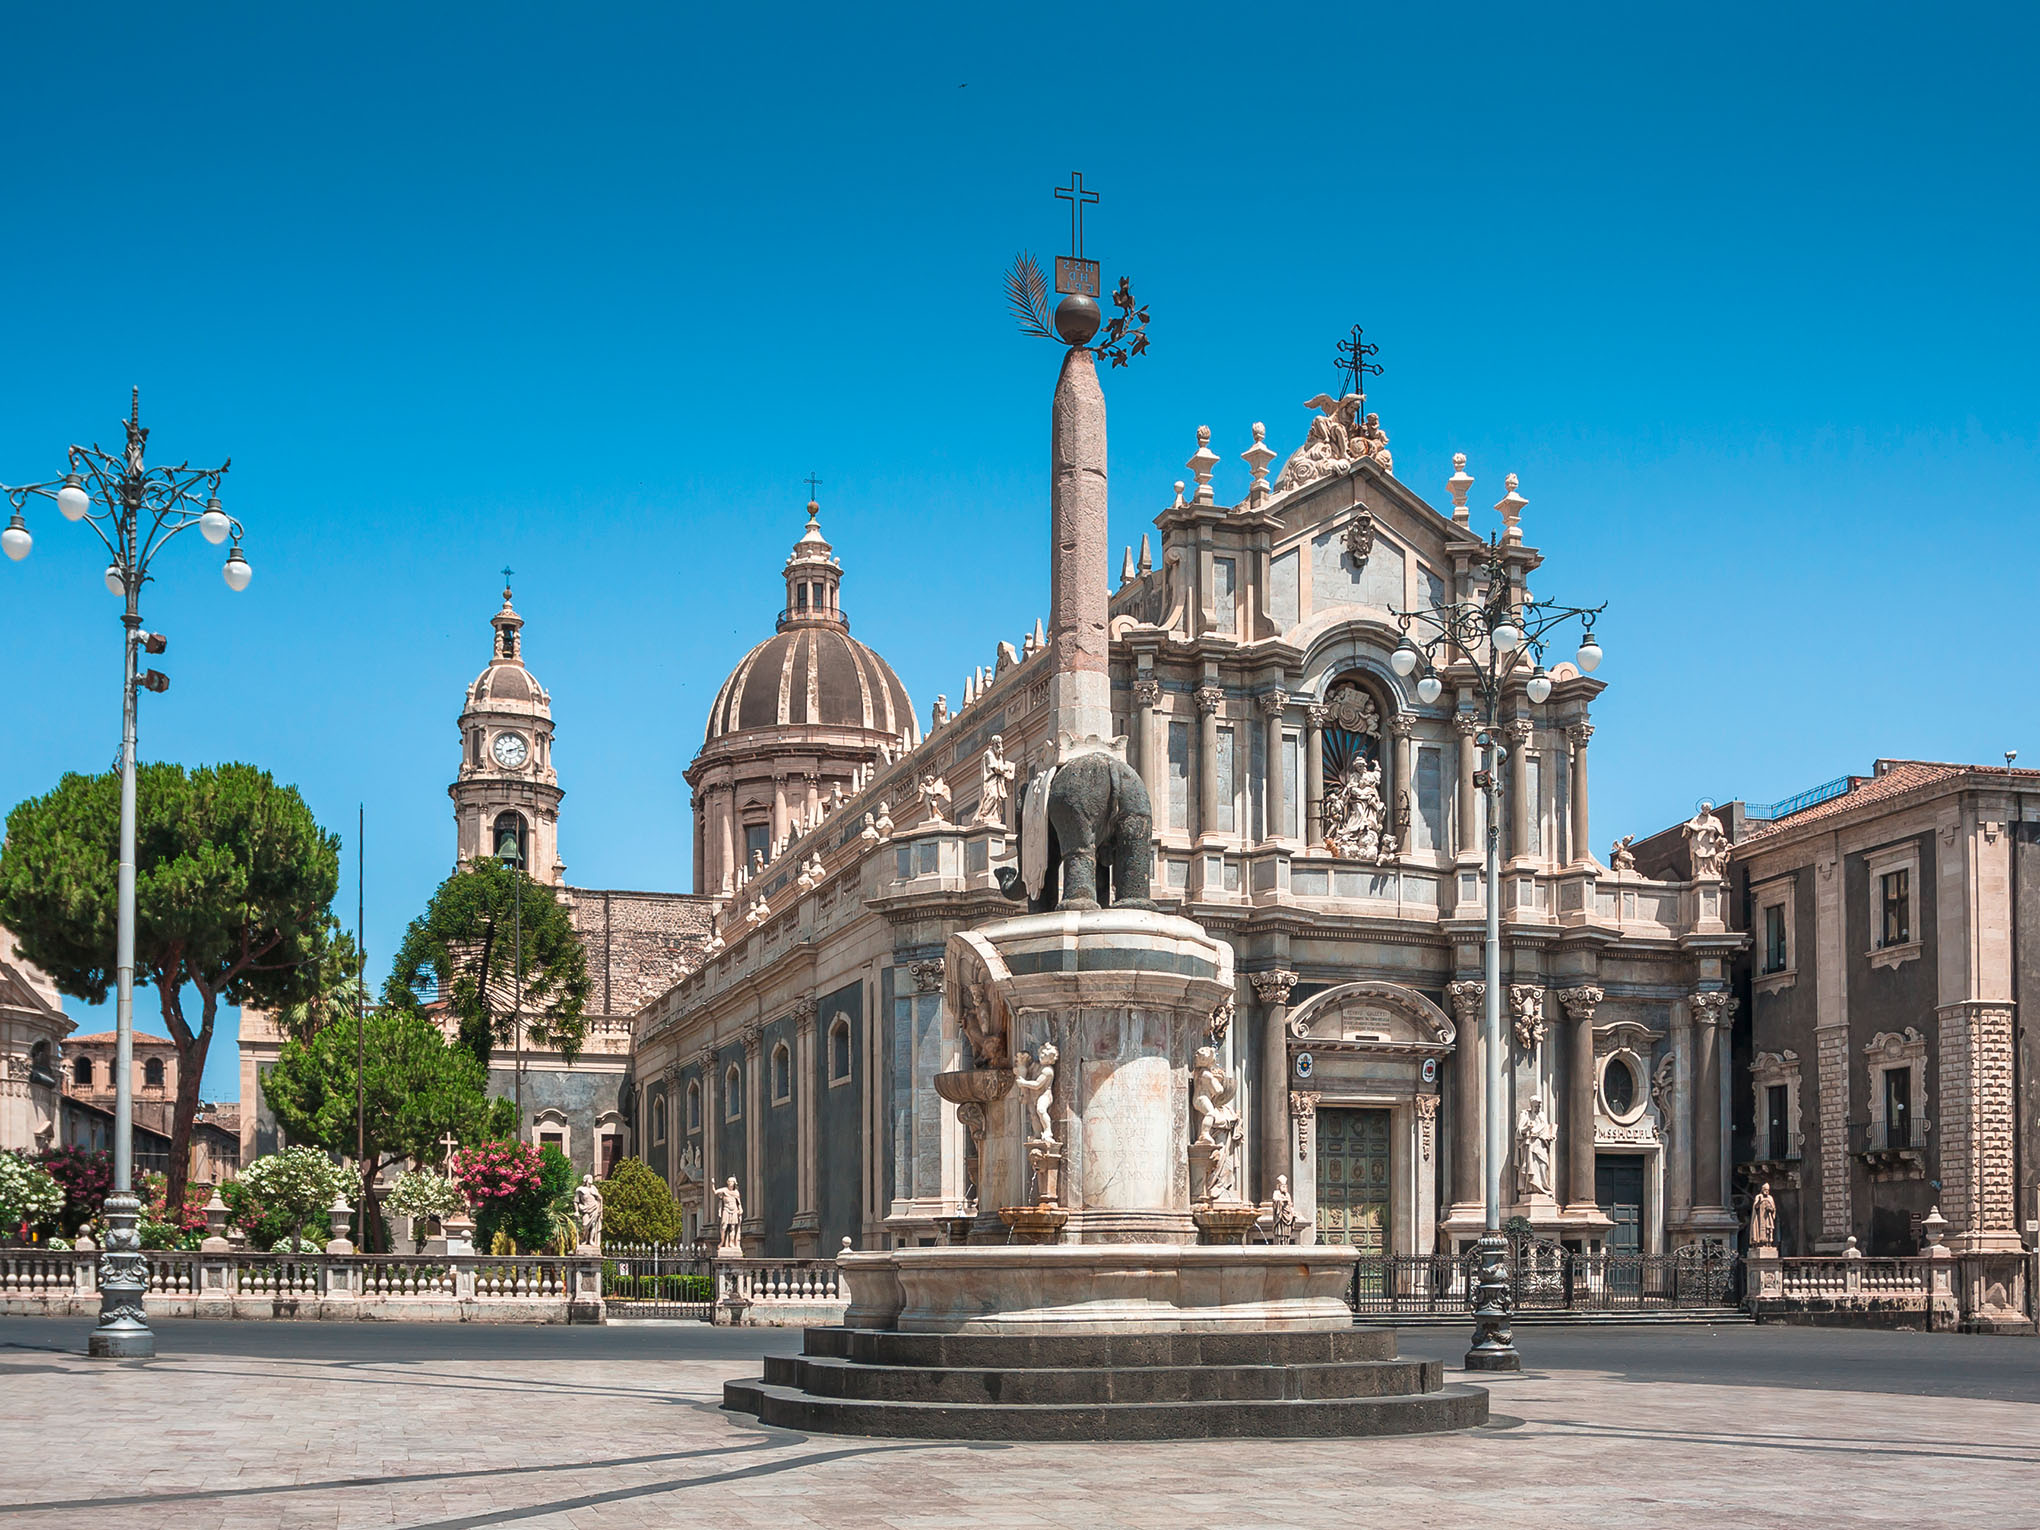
[492,583,525,663]
[780,499,846,631]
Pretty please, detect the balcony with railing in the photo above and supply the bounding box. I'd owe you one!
[1851,1117,1930,1175]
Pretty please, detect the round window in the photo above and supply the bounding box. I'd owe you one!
[1603,1056,1637,1116]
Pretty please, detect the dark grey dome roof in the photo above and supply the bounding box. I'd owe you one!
[704,625,915,744]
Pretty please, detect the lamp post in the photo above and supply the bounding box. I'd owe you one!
[1390,524,1602,1373]
[2,389,251,1360]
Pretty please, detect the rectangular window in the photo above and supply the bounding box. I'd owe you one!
[1283,733,1301,839]
[1167,721,1191,832]
[1414,745,1443,852]
[1764,905,1788,973]
[1883,1067,1912,1148]
[1880,868,1910,946]
[1765,1084,1790,1159]
[744,823,770,866]
[1216,727,1237,833]
[1213,557,1237,634]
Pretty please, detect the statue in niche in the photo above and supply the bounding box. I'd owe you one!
[1748,1181,1777,1249]
[1326,758,1395,863]
[573,1174,604,1253]
[1015,1045,1058,1146]
[1270,1175,1300,1243]
[714,1177,745,1254]
[1682,802,1730,881]
[1610,834,1637,872]
[976,734,1016,828]
[1515,1095,1556,1198]
[676,1143,702,1184]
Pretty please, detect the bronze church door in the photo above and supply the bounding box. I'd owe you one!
[1316,1107,1391,1254]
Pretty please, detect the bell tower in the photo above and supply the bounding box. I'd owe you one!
[450,578,565,885]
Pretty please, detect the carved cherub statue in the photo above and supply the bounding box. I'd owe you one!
[1610,834,1637,872]
[1189,1044,1239,1146]
[1015,1044,1058,1145]
[919,773,952,825]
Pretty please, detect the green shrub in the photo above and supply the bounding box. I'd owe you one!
[600,1158,685,1245]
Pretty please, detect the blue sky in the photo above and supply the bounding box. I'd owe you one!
[3,4,2035,1101]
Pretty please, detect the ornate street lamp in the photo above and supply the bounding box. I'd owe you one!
[3,389,250,1360]
[1390,526,1602,1372]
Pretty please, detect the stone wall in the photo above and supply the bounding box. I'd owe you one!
[564,887,716,1019]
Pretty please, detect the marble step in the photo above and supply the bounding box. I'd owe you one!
[724,1376,1490,1440]
[767,1351,1443,1405]
[804,1325,1401,1369]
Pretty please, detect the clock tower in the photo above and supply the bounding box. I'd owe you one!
[450,581,565,885]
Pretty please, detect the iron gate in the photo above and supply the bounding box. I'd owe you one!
[602,1241,714,1319]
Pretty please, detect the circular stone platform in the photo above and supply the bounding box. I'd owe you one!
[723,1325,1489,1440]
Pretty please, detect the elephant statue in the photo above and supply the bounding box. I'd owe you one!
[997,749,1156,912]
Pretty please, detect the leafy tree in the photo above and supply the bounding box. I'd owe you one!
[261,1005,514,1249]
[600,1157,685,1245]
[0,764,342,1193]
[383,860,589,1066]
[237,1146,351,1248]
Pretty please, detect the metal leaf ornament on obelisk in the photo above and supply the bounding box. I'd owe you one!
[1003,171,1150,364]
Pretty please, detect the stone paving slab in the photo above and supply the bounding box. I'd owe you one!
[0,1320,2034,1528]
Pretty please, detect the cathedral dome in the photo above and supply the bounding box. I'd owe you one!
[703,625,915,744]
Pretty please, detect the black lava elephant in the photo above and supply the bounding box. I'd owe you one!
[999,751,1157,912]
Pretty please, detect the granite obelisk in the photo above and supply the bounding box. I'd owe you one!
[1048,343,1113,746]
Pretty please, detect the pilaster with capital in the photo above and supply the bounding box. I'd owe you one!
[793,1000,819,1239]
[1258,690,1288,840]
[741,1024,764,1246]
[1305,704,1329,847]
[1446,979,1486,1207]
[697,1045,719,1201]
[1252,969,1300,1201]
[1133,676,1163,808]
[1195,685,1224,839]
[1556,985,1604,1209]
[1453,711,1482,857]
[1504,718,1535,862]
[1689,992,1735,1213]
[1565,720,1594,866]
[1388,713,1414,846]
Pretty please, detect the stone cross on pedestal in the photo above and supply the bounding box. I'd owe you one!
[439,1133,459,1175]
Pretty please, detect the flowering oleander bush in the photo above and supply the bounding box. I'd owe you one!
[238,1147,352,1247]
[450,1141,541,1206]
[0,1151,65,1237]
[35,1147,110,1236]
[386,1169,467,1223]
[141,1173,212,1237]
[452,1141,573,1252]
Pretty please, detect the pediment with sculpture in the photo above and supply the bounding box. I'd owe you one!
[1284,981,1455,1054]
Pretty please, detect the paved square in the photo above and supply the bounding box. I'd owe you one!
[1,1318,2034,1529]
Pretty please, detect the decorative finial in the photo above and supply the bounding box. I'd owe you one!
[1187,427,1219,505]
[1172,480,1186,510]
[1138,533,1152,574]
[1496,472,1527,543]
[1243,422,1276,504]
[1447,454,1474,526]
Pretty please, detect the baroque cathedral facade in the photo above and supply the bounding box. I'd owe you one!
[629,389,1746,1260]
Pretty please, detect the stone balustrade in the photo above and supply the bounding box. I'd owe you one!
[0,1249,604,1324]
[711,1256,848,1327]
[1753,1249,2033,1333]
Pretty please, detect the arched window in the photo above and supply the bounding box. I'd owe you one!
[724,1064,742,1121]
[829,1016,853,1085]
[651,1094,668,1145]
[686,1079,702,1132]
[143,1057,165,1089]
[771,1042,791,1105]
[73,1055,93,1088]
[492,810,529,869]
[29,1041,53,1087]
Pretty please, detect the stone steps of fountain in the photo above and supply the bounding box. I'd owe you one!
[723,1375,1490,1440]
[724,1325,1488,1440]
[764,1351,1444,1405]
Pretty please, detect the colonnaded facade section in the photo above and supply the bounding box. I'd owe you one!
[635,381,1747,1258]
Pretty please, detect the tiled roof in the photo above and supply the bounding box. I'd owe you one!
[1742,759,2040,840]
[67,1030,176,1046]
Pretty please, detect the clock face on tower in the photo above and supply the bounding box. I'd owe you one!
[491,732,530,769]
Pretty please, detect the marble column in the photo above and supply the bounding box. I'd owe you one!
[1259,691,1287,841]
[1446,981,1485,1208]
[1567,721,1594,866]
[1134,677,1163,811]
[1454,713,1481,856]
[1389,713,1414,848]
[792,1000,819,1254]
[1505,719,1534,863]
[742,1025,763,1248]
[1690,992,1729,1213]
[1251,969,1298,1201]
[770,774,790,853]
[1195,684,1223,840]
[1304,704,1328,848]
[1558,986,1604,1209]
[804,773,822,829]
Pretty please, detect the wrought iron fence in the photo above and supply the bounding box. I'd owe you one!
[602,1240,715,1319]
[1348,1239,1741,1316]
